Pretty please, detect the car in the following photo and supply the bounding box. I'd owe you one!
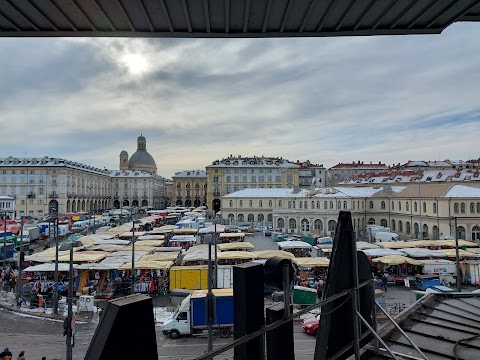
[302,314,320,335]
[237,225,250,232]
[264,230,272,237]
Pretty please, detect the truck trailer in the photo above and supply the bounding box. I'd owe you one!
[162,288,234,339]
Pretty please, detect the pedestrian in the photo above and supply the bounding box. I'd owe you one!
[0,347,13,360]
[382,273,388,293]
[16,351,25,360]
[316,280,324,300]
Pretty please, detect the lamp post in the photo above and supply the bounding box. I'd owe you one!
[450,216,461,292]
[92,202,96,234]
[16,216,25,305]
[2,211,7,270]
[131,219,141,293]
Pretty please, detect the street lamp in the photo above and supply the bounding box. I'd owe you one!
[16,216,26,305]
[450,216,461,292]
[131,219,142,293]
[47,207,60,315]
[59,239,83,360]
[1,211,7,270]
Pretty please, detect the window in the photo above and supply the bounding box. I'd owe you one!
[380,219,388,227]
[477,203,480,213]
[248,214,254,222]
[433,203,437,214]
[288,201,291,209]
[391,202,394,210]
[337,201,341,209]
[249,200,253,207]
[229,200,233,207]
[343,201,347,209]
[391,220,396,231]
[423,202,426,213]
[368,218,375,225]
[259,200,263,208]
[259,176,264,182]
[369,201,373,209]
[406,222,411,234]
[293,201,296,209]
[316,201,320,209]
[414,202,418,212]
[275,176,281,182]
[324,201,327,209]
[353,202,355,210]
[304,201,307,209]
[399,202,401,211]
[269,200,272,207]
[406,202,410,211]
[381,201,385,209]
[289,218,297,229]
[299,201,302,209]
[330,201,333,209]
[399,221,403,232]
[277,218,285,228]
[238,214,244,222]
[470,203,475,213]
[258,214,264,222]
[314,219,323,230]
[328,220,336,232]
[279,200,282,207]
[226,176,231,182]
[251,176,256,182]
[239,200,243,207]
[461,202,466,214]
[228,214,234,223]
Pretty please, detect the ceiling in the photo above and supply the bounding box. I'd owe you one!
[0,0,479,38]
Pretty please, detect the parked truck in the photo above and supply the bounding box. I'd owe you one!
[18,226,40,244]
[374,232,399,242]
[162,288,234,339]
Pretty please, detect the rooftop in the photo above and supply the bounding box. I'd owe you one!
[330,162,388,169]
[207,155,300,168]
[173,170,207,178]
[0,156,110,175]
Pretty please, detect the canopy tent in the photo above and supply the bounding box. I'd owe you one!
[278,241,313,250]
[199,225,226,234]
[253,250,295,260]
[105,251,148,263]
[465,248,480,254]
[148,229,174,235]
[76,260,127,270]
[219,233,246,239]
[173,228,198,234]
[120,245,158,253]
[293,257,330,268]
[25,247,83,263]
[217,242,254,251]
[438,249,480,258]
[57,251,110,263]
[118,231,146,239]
[371,255,423,266]
[86,244,126,252]
[376,242,417,249]
[93,239,130,245]
[399,248,448,259]
[217,251,258,260]
[23,263,78,272]
[137,235,165,241]
[119,260,174,270]
[181,244,216,262]
[155,247,183,253]
[141,253,180,262]
[158,225,179,231]
[362,249,407,258]
[134,240,165,247]
[356,242,380,250]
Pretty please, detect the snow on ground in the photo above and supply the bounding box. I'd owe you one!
[153,306,173,326]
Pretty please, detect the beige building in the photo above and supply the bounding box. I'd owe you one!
[223,184,480,242]
[328,161,388,186]
[172,170,207,208]
[206,155,301,213]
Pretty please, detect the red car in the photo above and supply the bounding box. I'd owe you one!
[302,314,320,335]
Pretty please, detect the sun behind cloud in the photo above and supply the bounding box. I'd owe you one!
[120,53,149,75]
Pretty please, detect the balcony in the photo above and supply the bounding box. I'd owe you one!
[114,195,119,200]
[213,191,221,197]
[27,192,35,198]
[49,193,58,198]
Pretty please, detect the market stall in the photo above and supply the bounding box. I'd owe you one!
[217,242,254,252]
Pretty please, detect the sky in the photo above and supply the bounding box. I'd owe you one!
[0,23,479,179]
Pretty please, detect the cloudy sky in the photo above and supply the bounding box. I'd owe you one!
[1,23,479,178]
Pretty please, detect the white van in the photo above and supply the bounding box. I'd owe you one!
[72,220,88,231]
[374,232,399,242]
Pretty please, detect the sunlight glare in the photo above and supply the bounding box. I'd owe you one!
[121,53,149,75]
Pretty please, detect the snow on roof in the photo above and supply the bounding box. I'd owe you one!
[330,162,387,169]
[444,185,480,198]
[224,188,308,198]
[207,156,299,168]
[173,170,207,177]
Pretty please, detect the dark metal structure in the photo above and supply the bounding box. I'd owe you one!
[0,0,479,38]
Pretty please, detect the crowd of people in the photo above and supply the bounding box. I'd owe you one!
[0,348,34,360]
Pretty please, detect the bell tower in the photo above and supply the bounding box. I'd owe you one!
[120,150,129,170]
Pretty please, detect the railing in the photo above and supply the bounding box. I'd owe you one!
[49,193,58,198]
[27,192,35,198]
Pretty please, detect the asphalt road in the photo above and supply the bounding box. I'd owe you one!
[0,307,316,360]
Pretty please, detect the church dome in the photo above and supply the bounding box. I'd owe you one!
[120,150,128,155]
[129,151,156,168]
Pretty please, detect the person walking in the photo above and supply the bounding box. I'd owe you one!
[381,273,388,293]
[0,347,13,360]
[16,351,25,360]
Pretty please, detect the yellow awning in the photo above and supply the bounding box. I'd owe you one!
[217,251,258,260]
[293,257,330,267]
[141,253,179,262]
[173,228,198,234]
[137,235,165,240]
[134,240,165,247]
[58,251,110,263]
[371,255,423,266]
[217,242,254,251]
[219,233,246,238]
[119,260,174,270]
[438,249,480,258]
[253,250,295,259]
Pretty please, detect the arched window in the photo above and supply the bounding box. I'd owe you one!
[312,201,315,209]
[433,203,437,214]
[423,202,426,213]
[414,223,419,237]
[279,200,282,207]
[248,214,254,222]
[316,201,320,209]
[304,201,307,209]
[293,201,296,208]
[433,225,439,239]
[391,202,394,210]
[472,225,480,241]
[267,214,272,223]
[457,226,466,240]
[406,222,411,234]
[330,201,334,209]
[398,221,403,232]
[229,200,233,207]
[399,202,402,211]
[277,218,285,229]
[195,183,199,189]
[299,201,302,209]
[239,200,243,207]
[414,202,418,212]
[454,202,459,213]
[289,218,297,230]
[369,201,374,209]
[406,202,410,211]
[176,183,181,188]
[343,201,347,209]
[186,184,191,188]
[288,201,291,209]
[314,219,323,230]
[324,201,328,209]
[477,203,480,213]
[269,200,272,207]
[353,202,355,210]
[328,220,336,232]
[238,214,244,222]
[258,214,264,222]
[470,203,475,213]
[381,201,385,209]
[227,214,234,223]
[423,224,429,238]
[249,200,253,207]
[380,219,388,227]
[337,201,341,209]
[461,203,466,214]
[259,200,263,208]
[391,219,396,231]
[368,218,375,225]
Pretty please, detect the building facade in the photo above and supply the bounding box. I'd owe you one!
[223,184,480,242]
[119,135,157,175]
[206,155,301,213]
[0,196,15,219]
[328,161,389,186]
[172,170,207,207]
[295,160,326,189]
